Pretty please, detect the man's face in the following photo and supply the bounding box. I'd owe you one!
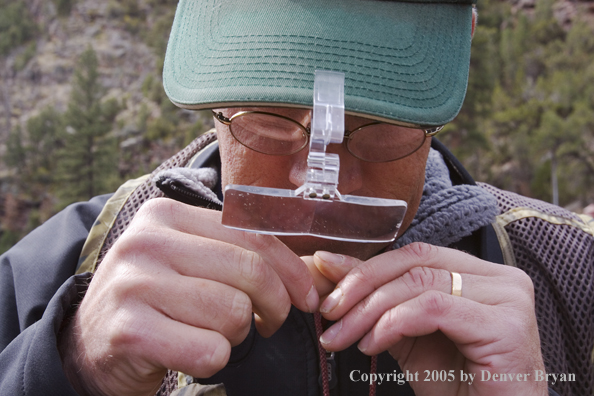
[214,107,431,260]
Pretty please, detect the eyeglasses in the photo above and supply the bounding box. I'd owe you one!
[212,110,444,162]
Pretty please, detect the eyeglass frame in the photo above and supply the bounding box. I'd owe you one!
[212,109,444,162]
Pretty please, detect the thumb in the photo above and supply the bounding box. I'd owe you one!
[313,251,363,285]
[301,255,335,300]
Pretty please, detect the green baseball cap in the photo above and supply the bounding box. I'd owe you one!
[163,0,476,127]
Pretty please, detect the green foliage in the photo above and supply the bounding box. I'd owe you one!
[0,1,214,252]
[0,230,21,255]
[145,116,175,141]
[5,125,27,170]
[1,107,64,250]
[0,0,38,56]
[23,107,64,189]
[440,0,507,177]
[142,74,166,103]
[446,0,594,206]
[56,46,121,206]
[13,41,37,71]
[108,0,144,33]
[142,5,176,73]
[54,0,76,17]
[4,106,64,196]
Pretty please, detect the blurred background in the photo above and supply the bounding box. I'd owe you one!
[0,0,593,253]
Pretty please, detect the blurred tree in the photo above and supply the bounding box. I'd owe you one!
[0,0,37,56]
[4,125,26,174]
[467,0,594,206]
[54,0,76,17]
[441,0,509,179]
[5,107,64,197]
[56,46,121,206]
[2,108,64,253]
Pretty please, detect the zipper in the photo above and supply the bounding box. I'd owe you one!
[308,312,338,395]
[155,179,223,211]
[322,350,338,391]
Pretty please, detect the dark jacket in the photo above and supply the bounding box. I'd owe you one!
[0,195,109,396]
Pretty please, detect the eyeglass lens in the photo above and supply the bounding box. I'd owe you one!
[347,124,426,162]
[230,113,308,155]
[228,112,426,161]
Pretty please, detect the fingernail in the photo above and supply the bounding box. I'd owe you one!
[315,251,345,266]
[320,287,342,314]
[306,285,319,313]
[320,319,342,345]
[358,334,370,353]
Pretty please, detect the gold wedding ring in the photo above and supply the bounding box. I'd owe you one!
[450,272,462,297]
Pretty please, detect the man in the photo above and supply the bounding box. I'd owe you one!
[0,1,592,396]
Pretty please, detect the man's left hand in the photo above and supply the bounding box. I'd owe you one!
[304,242,548,396]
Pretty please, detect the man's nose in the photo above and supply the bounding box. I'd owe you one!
[288,142,363,195]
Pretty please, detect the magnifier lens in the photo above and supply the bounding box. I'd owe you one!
[223,185,406,243]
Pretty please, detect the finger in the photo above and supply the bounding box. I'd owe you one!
[134,198,318,313]
[318,243,517,318]
[386,333,464,396]
[68,303,232,396]
[302,256,335,299]
[149,231,293,337]
[320,268,497,349]
[355,290,505,358]
[111,228,291,338]
[313,251,362,284]
[388,331,463,372]
[139,314,232,379]
[145,275,253,346]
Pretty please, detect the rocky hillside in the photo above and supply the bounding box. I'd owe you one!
[2,1,145,146]
[513,0,594,27]
[0,0,214,250]
[0,0,210,173]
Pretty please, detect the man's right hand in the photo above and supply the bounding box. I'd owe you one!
[59,198,319,396]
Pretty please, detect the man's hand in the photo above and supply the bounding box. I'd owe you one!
[60,198,319,396]
[307,243,548,396]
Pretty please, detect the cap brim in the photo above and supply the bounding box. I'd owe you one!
[163,0,474,127]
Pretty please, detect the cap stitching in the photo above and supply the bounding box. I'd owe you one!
[185,14,446,86]
[185,0,457,91]
[181,54,436,81]
[175,53,454,112]
[202,4,427,70]
[173,75,452,107]
[178,41,448,98]
[204,1,464,54]
[184,36,437,76]
[168,0,466,123]
[177,29,454,105]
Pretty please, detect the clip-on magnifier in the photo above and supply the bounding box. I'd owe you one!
[221,70,407,243]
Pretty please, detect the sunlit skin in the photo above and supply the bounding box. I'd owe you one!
[214,107,431,260]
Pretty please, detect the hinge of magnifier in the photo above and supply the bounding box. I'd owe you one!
[295,70,345,201]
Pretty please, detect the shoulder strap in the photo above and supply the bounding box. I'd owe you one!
[430,139,476,186]
[76,175,150,274]
[431,139,506,265]
[76,131,218,274]
[480,223,506,265]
